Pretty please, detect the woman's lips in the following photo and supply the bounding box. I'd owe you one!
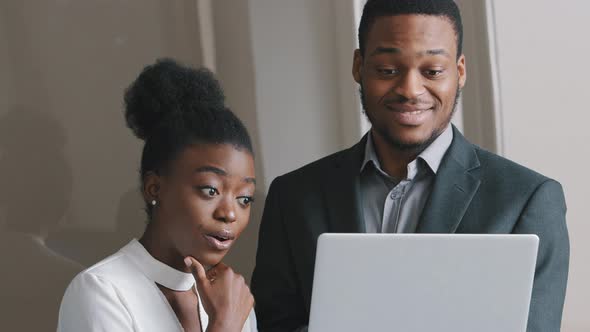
[203,231,235,251]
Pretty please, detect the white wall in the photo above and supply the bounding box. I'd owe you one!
[247,0,344,186]
[492,1,590,331]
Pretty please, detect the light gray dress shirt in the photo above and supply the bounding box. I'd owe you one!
[360,125,453,233]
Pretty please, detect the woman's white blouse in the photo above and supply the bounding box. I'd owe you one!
[57,239,257,332]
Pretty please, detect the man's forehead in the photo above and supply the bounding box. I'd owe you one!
[365,15,458,57]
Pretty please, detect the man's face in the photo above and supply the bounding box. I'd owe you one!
[353,14,466,151]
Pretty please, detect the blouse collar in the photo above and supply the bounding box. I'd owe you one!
[122,239,196,291]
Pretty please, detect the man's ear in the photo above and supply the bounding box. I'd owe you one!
[457,54,467,88]
[143,171,161,204]
[352,49,363,84]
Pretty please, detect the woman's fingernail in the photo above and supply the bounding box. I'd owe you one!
[184,257,192,267]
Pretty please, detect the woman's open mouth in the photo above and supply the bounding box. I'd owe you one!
[203,231,235,251]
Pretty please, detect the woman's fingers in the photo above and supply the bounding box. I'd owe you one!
[184,260,253,330]
[184,256,208,285]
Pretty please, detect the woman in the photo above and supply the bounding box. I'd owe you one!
[58,59,257,331]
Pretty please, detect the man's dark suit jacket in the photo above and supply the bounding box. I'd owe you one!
[251,126,569,332]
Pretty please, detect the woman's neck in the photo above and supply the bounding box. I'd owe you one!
[139,223,190,273]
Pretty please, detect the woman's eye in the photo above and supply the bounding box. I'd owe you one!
[238,196,254,206]
[198,186,219,197]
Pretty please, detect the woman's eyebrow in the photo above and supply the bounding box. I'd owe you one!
[194,165,227,176]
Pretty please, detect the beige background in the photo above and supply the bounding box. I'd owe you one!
[491,2,589,331]
[0,1,587,331]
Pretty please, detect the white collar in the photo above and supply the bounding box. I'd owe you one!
[122,239,196,291]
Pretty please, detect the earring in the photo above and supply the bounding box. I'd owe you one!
[151,200,157,206]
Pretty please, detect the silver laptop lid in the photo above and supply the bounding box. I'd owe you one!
[308,234,538,332]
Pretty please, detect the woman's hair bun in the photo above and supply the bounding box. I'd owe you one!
[124,58,225,140]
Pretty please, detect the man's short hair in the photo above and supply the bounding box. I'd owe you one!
[358,0,463,59]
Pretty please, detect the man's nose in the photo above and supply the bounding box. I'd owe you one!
[393,70,426,100]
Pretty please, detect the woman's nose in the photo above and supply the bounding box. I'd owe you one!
[213,197,237,223]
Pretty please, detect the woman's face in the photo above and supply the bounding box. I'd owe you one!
[151,143,255,268]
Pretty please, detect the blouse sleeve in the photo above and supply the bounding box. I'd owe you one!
[57,272,134,332]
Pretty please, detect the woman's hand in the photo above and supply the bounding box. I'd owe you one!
[184,257,254,332]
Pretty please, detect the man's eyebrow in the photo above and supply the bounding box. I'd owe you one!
[243,177,256,185]
[194,166,227,176]
[423,49,451,58]
[370,46,401,56]
[370,47,451,58]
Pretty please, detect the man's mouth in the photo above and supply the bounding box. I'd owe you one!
[385,103,434,112]
[384,104,434,126]
[399,109,430,115]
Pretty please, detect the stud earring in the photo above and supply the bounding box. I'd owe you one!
[151,200,157,206]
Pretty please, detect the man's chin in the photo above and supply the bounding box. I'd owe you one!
[383,129,437,152]
[389,138,431,151]
[378,118,452,152]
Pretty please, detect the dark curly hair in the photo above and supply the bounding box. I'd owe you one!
[124,58,253,218]
[358,0,463,59]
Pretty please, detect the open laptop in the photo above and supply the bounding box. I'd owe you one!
[308,234,539,332]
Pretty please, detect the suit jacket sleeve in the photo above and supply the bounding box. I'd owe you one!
[512,179,569,332]
[251,177,308,332]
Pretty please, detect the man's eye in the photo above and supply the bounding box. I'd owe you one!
[198,186,219,196]
[425,69,443,77]
[377,68,398,75]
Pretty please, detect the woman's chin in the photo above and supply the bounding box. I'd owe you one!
[192,251,226,269]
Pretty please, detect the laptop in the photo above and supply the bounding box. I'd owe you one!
[308,234,539,332]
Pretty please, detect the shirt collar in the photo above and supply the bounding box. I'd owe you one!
[360,125,453,179]
[418,124,453,174]
[122,239,196,291]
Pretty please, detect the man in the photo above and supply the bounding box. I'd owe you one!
[251,1,569,331]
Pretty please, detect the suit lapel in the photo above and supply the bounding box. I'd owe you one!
[323,136,367,233]
[417,127,481,233]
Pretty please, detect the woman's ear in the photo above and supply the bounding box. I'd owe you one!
[143,171,161,205]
